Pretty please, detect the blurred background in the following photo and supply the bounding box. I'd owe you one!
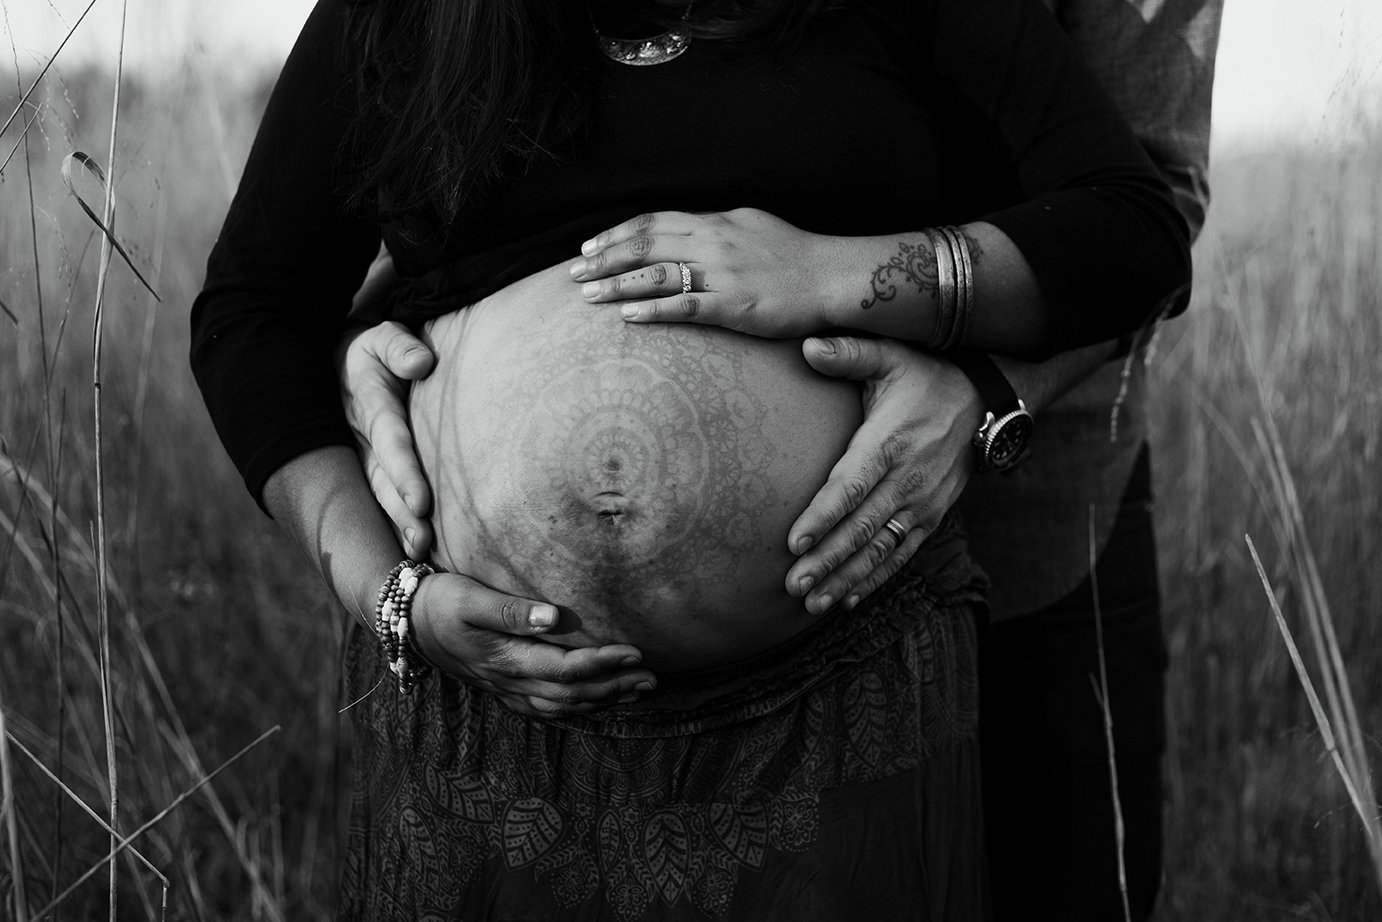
[2,0,1380,918]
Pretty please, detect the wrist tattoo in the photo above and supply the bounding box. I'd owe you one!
[961,228,984,262]
[859,238,938,310]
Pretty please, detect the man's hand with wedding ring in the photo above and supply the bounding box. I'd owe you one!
[785,336,983,615]
[882,517,910,548]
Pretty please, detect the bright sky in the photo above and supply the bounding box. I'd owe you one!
[5,0,1382,152]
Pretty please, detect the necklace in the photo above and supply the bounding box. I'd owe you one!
[592,5,692,66]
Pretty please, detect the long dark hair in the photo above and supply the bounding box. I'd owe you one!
[343,0,831,233]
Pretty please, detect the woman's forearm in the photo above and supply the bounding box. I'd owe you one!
[818,221,1048,354]
[262,445,405,626]
[578,209,1168,359]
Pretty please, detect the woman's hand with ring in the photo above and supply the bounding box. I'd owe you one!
[570,208,836,339]
[785,336,984,614]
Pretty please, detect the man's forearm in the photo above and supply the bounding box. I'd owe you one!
[992,340,1120,415]
[988,1,1225,419]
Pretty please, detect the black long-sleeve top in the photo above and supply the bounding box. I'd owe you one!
[190,0,1192,505]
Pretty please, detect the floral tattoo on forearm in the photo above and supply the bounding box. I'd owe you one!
[859,231,985,310]
[859,238,938,310]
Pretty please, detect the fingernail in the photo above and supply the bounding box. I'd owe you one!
[529,604,557,629]
[845,594,860,611]
[581,239,598,256]
[618,692,639,705]
[620,305,640,320]
[621,654,642,667]
[807,337,836,356]
[635,680,655,693]
[568,259,587,279]
[581,281,600,299]
[794,534,815,554]
[404,526,417,550]
[798,575,815,595]
[815,593,835,613]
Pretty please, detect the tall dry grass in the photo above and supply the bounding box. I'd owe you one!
[1151,145,1382,918]
[1,19,1380,922]
[2,35,346,919]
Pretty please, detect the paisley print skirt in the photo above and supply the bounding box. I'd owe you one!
[339,541,987,921]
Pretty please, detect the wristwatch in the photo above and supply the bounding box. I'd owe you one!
[951,350,1034,474]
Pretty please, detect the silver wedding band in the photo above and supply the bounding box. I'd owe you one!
[882,517,909,547]
[678,262,693,294]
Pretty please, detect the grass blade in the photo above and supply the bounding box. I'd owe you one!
[90,3,133,917]
[1088,505,1132,922]
[0,699,29,921]
[1247,535,1382,882]
[61,152,162,302]
[0,106,41,177]
[4,732,166,888]
[29,727,281,921]
[0,0,98,142]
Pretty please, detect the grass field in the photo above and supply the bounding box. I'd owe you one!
[2,38,1381,922]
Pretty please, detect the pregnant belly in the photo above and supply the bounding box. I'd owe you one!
[409,263,862,670]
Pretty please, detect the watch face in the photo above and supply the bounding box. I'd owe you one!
[987,411,1034,471]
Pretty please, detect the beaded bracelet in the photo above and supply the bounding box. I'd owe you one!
[374,559,435,694]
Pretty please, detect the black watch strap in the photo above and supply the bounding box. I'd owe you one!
[950,349,1034,473]
[950,349,1021,415]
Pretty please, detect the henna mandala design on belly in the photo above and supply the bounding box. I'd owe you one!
[433,311,783,617]
[521,357,715,565]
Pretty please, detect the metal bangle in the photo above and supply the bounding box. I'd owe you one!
[948,226,975,349]
[926,228,957,350]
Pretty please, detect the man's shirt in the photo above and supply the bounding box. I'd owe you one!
[963,0,1224,620]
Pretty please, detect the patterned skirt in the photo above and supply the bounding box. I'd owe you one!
[339,530,987,921]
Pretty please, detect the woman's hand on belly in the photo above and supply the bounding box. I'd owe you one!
[569,208,834,339]
[410,571,658,717]
[573,208,1056,355]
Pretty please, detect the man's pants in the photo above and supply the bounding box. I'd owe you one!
[980,446,1167,921]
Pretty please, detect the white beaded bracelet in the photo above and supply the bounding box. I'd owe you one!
[374,560,435,694]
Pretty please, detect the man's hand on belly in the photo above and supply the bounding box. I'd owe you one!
[411,573,658,717]
[786,337,983,614]
[339,319,438,559]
